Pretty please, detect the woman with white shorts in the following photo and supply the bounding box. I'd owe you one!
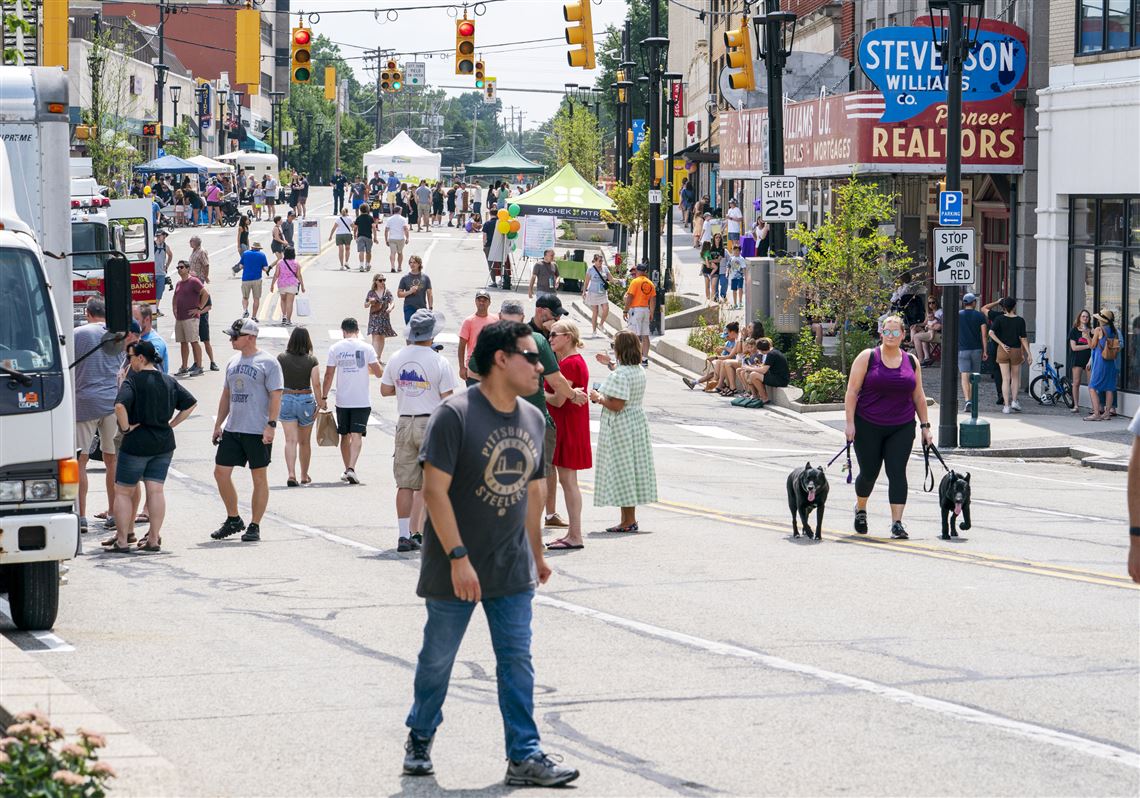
[582,253,611,337]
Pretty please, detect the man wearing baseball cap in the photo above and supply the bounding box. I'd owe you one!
[958,292,988,412]
[458,289,497,385]
[210,318,284,543]
[531,293,568,339]
[624,263,656,366]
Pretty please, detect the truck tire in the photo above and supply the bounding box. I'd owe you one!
[6,562,60,631]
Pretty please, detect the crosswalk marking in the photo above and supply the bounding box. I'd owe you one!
[255,326,289,340]
[674,424,755,441]
[434,332,459,345]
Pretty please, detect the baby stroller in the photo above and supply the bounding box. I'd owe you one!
[219,192,246,227]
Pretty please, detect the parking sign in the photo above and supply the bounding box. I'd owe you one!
[933,228,975,286]
[939,191,963,226]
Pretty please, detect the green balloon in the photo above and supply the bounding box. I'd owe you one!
[508,203,521,217]
[506,231,518,239]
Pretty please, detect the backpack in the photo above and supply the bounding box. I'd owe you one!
[1102,332,1121,361]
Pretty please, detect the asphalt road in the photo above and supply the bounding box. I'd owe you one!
[4,187,1137,796]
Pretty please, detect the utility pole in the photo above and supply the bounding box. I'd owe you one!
[761,0,789,257]
[644,1,667,335]
[471,103,478,163]
[664,73,681,294]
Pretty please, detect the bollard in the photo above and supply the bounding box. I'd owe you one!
[959,372,990,448]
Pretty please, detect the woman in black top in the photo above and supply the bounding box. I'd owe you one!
[1068,309,1093,414]
[988,297,1032,414]
[431,184,444,225]
[110,341,197,553]
[277,327,321,487]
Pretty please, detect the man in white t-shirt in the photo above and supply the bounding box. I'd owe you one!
[725,198,743,242]
[321,317,383,484]
[384,205,411,273]
[380,309,457,552]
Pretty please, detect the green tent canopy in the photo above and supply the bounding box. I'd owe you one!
[511,164,615,222]
[465,141,546,176]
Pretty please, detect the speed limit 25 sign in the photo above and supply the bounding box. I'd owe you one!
[760,175,798,223]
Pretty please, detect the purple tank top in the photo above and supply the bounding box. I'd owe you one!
[856,347,917,426]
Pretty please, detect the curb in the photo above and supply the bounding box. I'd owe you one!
[0,634,178,795]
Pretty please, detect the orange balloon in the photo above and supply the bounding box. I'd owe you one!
[509,219,521,233]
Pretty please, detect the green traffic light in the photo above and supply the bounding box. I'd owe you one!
[393,81,402,90]
[294,67,310,82]
[475,79,484,89]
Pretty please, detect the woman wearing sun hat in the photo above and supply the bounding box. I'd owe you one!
[1086,308,1120,421]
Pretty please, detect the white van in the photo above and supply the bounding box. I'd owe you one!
[217,151,279,186]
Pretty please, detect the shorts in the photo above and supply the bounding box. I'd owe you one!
[215,430,272,470]
[357,236,373,253]
[279,393,316,427]
[279,284,299,295]
[626,305,651,336]
[174,318,200,343]
[996,346,1025,366]
[393,414,429,490]
[198,311,211,343]
[957,348,982,373]
[271,241,284,254]
[763,373,789,388]
[543,421,556,473]
[730,275,744,290]
[388,239,405,254]
[727,232,741,242]
[241,280,263,300]
[336,406,371,436]
[115,450,173,486]
[76,413,118,456]
[352,198,364,210]
[584,290,608,307]
[336,233,353,246]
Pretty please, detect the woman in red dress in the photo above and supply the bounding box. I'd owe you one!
[545,320,592,550]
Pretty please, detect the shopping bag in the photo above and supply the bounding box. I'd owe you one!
[295,293,312,317]
[315,410,339,447]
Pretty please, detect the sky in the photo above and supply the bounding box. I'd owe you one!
[303,0,630,129]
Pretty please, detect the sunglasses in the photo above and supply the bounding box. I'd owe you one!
[882,329,903,338]
[507,349,542,365]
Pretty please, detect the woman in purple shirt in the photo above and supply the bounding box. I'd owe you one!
[843,315,934,539]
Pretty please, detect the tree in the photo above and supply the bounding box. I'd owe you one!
[163,125,193,159]
[607,137,651,263]
[82,29,142,190]
[785,175,912,372]
[544,102,601,181]
[590,0,668,135]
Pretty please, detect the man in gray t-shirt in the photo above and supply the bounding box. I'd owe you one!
[527,249,559,299]
[281,211,296,247]
[414,181,432,232]
[211,319,283,543]
[403,319,577,787]
[397,260,433,324]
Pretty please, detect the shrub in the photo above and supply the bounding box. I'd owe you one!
[664,295,684,316]
[0,712,116,798]
[788,326,822,387]
[840,326,877,371]
[606,261,629,307]
[687,315,723,355]
[802,367,847,404]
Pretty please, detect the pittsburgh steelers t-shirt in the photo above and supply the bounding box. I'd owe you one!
[416,386,545,601]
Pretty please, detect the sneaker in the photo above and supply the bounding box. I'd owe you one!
[397,537,413,553]
[505,753,579,787]
[211,517,245,540]
[1010,400,1022,412]
[210,362,220,372]
[343,468,360,485]
[995,396,1004,406]
[1002,405,1012,414]
[406,536,422,551]
[890,521,909,540]
[403,732,434,776]
[242,310,250,318]
[102,515,116,530]
[175,366,189,376]
[240,523,261,542]
[544,513,569,528]
[682,376,696,390]
[963,400,973,413]
[411,532,423,545]
[853,507,868,535]
[187,365,204,377]
[251,317,258,323]
[281,316,288,325]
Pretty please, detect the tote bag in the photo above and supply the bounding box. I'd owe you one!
[315,410,339,447]
[295,293,312,317]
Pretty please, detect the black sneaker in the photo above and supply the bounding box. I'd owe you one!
[210,517,245,540]
[682,376,696,389]
[411,532,423,546]
[406,536,422,551]
[397,537,413,553]
[890,521,909,540]
[505,753,579,787]
[209,362,220,372]
[403,732,434,776]
[241,523,261,542]
[853,508,868,534]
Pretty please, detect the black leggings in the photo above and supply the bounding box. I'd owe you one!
[853,415,915,505]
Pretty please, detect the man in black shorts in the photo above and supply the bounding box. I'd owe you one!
[211,319,284,542]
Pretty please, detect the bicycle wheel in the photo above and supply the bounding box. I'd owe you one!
[1058,377,1075,408]
[1029,375,1050,405]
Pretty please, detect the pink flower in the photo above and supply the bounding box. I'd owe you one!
[91,761,117,778]
[60,743,86,758]
[78,729,107,748]
[52,770,87,786]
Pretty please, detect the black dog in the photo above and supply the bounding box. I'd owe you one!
[938,470,972,540]
[787,462,829,540]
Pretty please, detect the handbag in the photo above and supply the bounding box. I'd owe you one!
[315,410,339,447]
[295,293,311,317]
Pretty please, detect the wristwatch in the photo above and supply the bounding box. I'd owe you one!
[267,420,278,428]
[448,545,468,560]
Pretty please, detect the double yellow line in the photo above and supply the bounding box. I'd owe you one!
[579,485,1139,591]
[263,240,333,322]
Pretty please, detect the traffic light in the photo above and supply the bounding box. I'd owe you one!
[563,0,595,70]
[724,20,755,91]
[142,121,160,138]
[324,67,337,100]
[484,77,497,104]
[455,18,475,75]
[616,68,627,103]
[653,154,665,183]
[474,60,486,89]
[236,7,260,88]
[42,0,68,69]
[381,60,403,93]
[291,27,313,84]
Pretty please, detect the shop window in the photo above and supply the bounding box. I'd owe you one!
[1128,256,1140,390]
[1070,247,1096,322]
[1078,0,1139,53]
[1072,198,1096,244]
[1101,199,1126,245]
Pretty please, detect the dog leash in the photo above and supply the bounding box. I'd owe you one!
[923,442,950,493]
[826,441,853,484]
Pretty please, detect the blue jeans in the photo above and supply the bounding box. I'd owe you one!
[403,304,420,324]
[406,589,541,761]
[716,274,728,300]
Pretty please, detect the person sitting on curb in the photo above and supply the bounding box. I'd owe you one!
[734,338,790,408]
[718,338,756,397]
[681,322,740,391]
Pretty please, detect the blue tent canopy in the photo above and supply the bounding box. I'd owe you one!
[133,154,207,174]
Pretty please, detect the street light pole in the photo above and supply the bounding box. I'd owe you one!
[754,4,797,257]
[169,84,181,145]
[153,63,169,152]
[641,0,668,335]
[216,88,228,157]
[664,72,682,294]
[268,91,285,159]
[231,90,245,151]
[195,85,206,153]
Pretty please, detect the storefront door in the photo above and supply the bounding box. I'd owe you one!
[981,212,1010,302]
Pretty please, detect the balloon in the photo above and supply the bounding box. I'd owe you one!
[143,185,151,195]
[497,209,509,221]
[507,231,517,240]
[508,203,521,217]
[497,220,510,234]
[508,219,521,233]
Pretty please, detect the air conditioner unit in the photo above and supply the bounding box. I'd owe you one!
[129,75,141,95]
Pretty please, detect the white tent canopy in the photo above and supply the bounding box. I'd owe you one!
[187,155,234,174]
[362,131,441,181]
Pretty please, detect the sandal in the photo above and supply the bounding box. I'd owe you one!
[136,536,162,549]
[139,543,161,553]
[101,533,137,547]
[546,539,584,550]
[301,476,312,485]
[135,514,149,524]
[604,523,639,533]
[103,543,133,554]
[1084,414,1103,421]
[287,478,300,487]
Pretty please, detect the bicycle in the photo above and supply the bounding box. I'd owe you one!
[1029,346,1074,408]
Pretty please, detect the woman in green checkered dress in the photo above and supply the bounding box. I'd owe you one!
[589,330,657,533]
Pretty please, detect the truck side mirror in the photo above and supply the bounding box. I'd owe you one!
[104,255,132,334]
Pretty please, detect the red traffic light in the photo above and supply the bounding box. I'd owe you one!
[458,21,474,37]
[293,28,311,45]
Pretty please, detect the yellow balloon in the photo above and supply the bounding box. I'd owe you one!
[497,220,510,234]
[143,185,151,195]
[497,209,509,221]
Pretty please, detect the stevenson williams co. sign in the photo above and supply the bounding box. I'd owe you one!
[858,16,1028,123]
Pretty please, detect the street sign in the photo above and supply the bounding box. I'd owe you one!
[157,147,166,157]
[759,175,797,222]
[648,189,662,204]
[405,61,426,86]
[933,228,976,286]
[939,190,963,226]
[631,118,646,155]
[281,129,294,146]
